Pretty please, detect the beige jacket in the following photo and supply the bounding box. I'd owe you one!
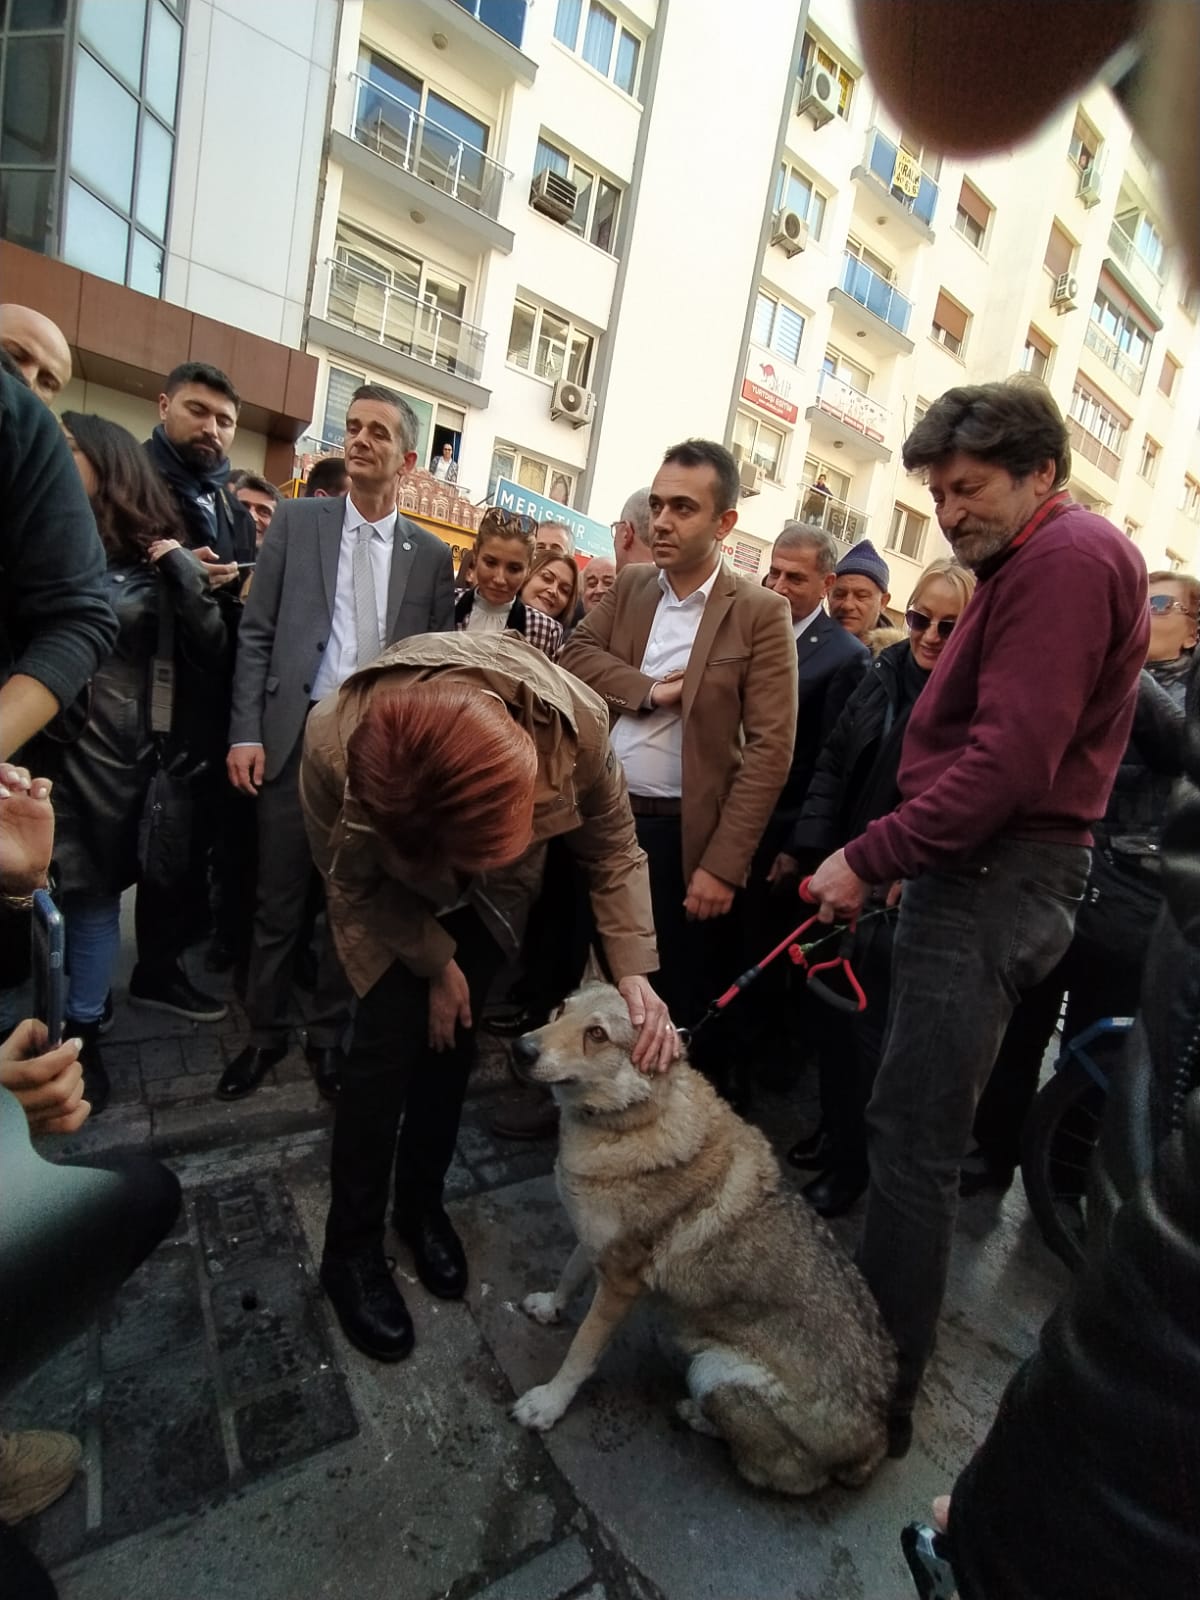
[560,562,798,886]
[299,631,658,997]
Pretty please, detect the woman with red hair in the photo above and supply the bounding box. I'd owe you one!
[299,631,673,1363]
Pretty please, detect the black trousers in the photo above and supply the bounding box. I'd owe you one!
[323,908,503,1262]
[133,766,224,976]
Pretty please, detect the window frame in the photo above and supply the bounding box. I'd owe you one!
[552,0,644,98]
[822,345,872,394]
[1089,284,1153,372]
[931,289,970,357]
[1137,434,1161,485]
[1022,326,1054,380]
[489,438,577,508]
[1067,111,1100,174]
[1181,476,1200,523]
[751,287,806,366]
[799,32,855,119]
[953,179,992,252]
[1068,378,1129,458]
[886,502,929,561]
[774,160,828,240]
[506,296,595,387]
[533,133,623,253]
[1043,219,1076,281]
[1159,352,1181,400]
[732,410,787,483]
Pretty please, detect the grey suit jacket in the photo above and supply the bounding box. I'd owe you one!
[229,496,454,780]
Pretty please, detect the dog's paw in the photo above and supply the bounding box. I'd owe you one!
[511,1383,568,1432]
[676,1398,721,1438]
[520,1292,562,1325]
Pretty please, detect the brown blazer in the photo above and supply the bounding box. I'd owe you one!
[299,631,658,997]
[560,561,798,887]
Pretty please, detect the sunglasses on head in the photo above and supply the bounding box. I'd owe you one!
[1148,594,1197,618]
[906,609,956,640]
[479,509,537,539]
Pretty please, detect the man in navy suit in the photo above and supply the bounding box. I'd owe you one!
[741,524,869,1087]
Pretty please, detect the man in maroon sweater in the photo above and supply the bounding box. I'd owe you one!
[807,380,1148,1454]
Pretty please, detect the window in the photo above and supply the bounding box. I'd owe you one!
[887,503,928,561]
[1182,285,1200,321]
[823,346,872,393]
[931,291,969,356]
[774,162,827,240]
[800,33,855,118]
[533,134,622,252]
[553,0,643,96]
[1138,435,1161,484]
[751,289,805,365]
[1182,477,1200,523]
[322,365,365,446]
[328,223,475,375]
[1123,519,1140,540]
[953,181,991,251]
[912,397,930,428]
[488,441,576,507]
[1089,278,1153,375]
[845,236,894,281]
[506,298,594,385]
[353,50,494,208]
[1159,352,1181,399]
[1022,326,1053,380]
[1068,112,1099,173]
[1068,376,1129,476]
[1116,205,1165,276]
[732,411,786,482]
[1044,220,1075,280]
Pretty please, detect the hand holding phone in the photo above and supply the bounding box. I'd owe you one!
[31,888,66,1048]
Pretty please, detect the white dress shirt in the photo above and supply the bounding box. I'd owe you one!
[609,564,721,798]
[310,499,398,700]
[792,602,825,642]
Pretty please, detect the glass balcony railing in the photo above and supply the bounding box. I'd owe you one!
[348,73,509,220]
[1107,222,1164,309]
[318,258,488,383]
[450,0,527,49]
[795,485,870,545]
[863,128,938,226]
[1083,318,1146,394]
[838,252,912,336]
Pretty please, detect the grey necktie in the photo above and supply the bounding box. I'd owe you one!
[353,523,382,667]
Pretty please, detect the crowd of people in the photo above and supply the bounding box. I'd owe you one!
[2,291,1198,1599]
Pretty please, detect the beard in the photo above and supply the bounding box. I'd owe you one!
[176,436,222,471]
[948,521,1017,571]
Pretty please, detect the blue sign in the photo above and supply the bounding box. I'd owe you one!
[494,477,612,560]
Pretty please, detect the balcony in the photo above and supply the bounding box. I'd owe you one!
[395,0,536,87]
[308,258,491,410]
[828,253,914,354]
[334,75,514,256]
[852,128,938,239]
[805,370,892,463]
[1067,419,1122,481]
[1105,222,1165,328]
[795,485,870,547]
[1083,318,1146,395]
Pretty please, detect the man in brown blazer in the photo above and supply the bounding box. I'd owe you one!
[561,440,797,1095]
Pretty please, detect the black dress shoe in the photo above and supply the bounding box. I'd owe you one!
[394,1206,468,1300]
[306,1045,342,1103]
[129,965,227,1023]
[786,1127,832,1170]
[320,1251,414,1362]
[216,1043,288,1101]
[802,1166,868,1218]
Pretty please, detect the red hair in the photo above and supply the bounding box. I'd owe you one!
[346,683,538,872]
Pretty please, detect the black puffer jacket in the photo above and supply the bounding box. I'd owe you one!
[949,663,1200,1598]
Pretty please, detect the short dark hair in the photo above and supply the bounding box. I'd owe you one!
[164,361,241,409]
[661,438,740,514]
[304,456,349,496]
[235,472,279,502]
[902,379,1071,489]
[350,383,417,455]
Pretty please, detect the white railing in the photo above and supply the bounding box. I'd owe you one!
[812,370,889,444]
[1107,222,1164,309]
[1083,319,1146,395]
[795,486,870,544]
[318,257,487,383]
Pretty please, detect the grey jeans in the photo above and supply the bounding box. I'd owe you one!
[858,838,1090,1407]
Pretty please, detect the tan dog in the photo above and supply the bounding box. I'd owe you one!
[509,984,896,1496]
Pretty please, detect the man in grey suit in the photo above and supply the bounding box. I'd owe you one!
[219,383,454,1101]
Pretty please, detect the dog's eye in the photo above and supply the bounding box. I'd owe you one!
[585,1025,608,1043]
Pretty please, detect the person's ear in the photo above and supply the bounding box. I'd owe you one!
[822,572,836,595]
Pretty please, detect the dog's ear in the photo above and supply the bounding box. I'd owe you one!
[579,947,605,986]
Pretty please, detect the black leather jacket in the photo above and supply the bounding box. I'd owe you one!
[949,665,1200,1598]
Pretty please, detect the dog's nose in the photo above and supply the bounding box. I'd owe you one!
[512,1035,540,1067]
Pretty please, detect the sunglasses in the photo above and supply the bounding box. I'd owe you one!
[906,609,957,640]
[1148,595,1197,618]
[479,509,537,539]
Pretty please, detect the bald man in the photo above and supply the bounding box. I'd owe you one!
[581,556,616,612]
[0,305,72,404]
[612,488,653,570]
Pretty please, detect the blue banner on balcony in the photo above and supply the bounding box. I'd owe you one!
[494,477,612,560]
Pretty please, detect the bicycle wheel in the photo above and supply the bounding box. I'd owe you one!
[1019,1056,1108,1271]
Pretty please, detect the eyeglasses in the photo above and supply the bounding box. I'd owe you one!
[1148,594,1197,618]
[479,509,537,539]
[905,609,957,640]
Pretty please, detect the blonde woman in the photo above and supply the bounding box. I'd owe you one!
[453,511,563,659]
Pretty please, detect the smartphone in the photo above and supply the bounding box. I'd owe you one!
[901,1523,958,1599]
[30,888,66,1048]
[237,561,256,574]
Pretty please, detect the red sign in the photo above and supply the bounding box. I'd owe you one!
[741,377,798,425]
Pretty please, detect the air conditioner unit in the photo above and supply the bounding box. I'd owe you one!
[1052,272,1079,312]
[550,378,595,427]
[771,209,809,257]
[530,168,578,223]
[797,62,838,128]
[738,460,762,497]
[1076,164,1102,208]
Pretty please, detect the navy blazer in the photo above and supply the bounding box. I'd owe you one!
[777,608,869,817]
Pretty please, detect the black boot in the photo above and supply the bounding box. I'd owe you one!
[67,1018,110,1117]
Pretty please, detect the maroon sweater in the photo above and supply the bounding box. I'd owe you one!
[845,502,1149,884]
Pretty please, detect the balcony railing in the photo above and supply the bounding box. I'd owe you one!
[1107,222,1164,309]
[450,0,527,49]
[863,128,938,226]
[795,485,870,545]
[838,252,912,335]
[1067,418,1122,480]
[812,370,889,443]
[1083,318,1146,394]
[318,257,488,383]
[349,73,509,220]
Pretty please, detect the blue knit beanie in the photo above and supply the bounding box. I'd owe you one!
[835,539,890,592]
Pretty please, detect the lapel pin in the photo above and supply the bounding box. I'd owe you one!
[402,540,412,551]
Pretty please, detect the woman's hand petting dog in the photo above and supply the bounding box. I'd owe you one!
[618,975,679,1073]
[1,1020,90,1135]
[429,959,472,1051]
